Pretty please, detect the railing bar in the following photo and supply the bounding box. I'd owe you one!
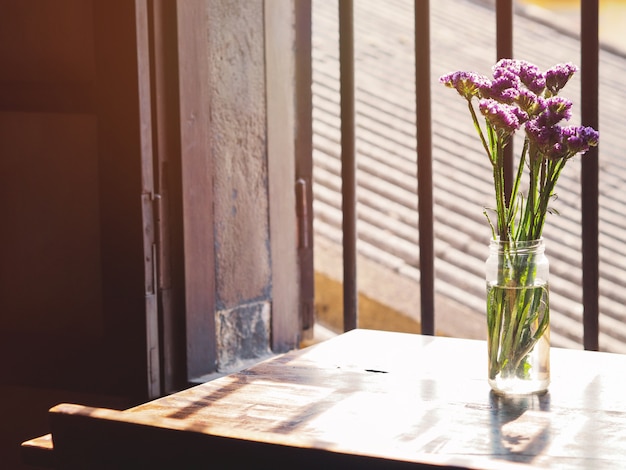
[496,0,514,203]
[339,0,358,331]
[581,0,600,351]
[294,0,315,340]
[414,0,434,335]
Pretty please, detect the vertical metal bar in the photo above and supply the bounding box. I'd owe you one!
[415,0,434,335]
[294,0,315,341]
[339,0,358,331]
[496,0,514,203]
[581,0,600,351]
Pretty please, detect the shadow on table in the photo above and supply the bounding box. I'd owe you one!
[489,391,551,465]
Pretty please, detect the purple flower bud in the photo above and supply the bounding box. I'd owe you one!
[545,63,578,95]
[493,59,545,95]
[542,96,573,125]
[526,121,599,159]
[439,71,489,100]
[493,59,522,77]
[562,125,599,154]
[480,75,520,104]
[525,120,560,150]
[579,126,600,147]
[546,96,572,118]
[516,89,546,117]
[512,106,530,126]
[518,62,546,95]
[530,96,572,129]
[479,99,522,134]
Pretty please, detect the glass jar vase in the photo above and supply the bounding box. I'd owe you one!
[486,238,550,395]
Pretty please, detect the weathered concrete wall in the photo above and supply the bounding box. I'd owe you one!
[206,0,272,370]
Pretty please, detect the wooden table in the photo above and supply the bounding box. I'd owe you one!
[22,329,626,469]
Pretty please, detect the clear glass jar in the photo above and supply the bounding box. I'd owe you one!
[486,238,550,395]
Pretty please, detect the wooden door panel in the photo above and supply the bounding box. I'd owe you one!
[0,0,95,113]
[0,0,151,399]
[0,0,94,82]
[0,112,102,334]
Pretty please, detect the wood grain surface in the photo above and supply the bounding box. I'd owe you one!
[25,330,626,469]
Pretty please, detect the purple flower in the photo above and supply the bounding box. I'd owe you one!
[525,120,561,152]
[516,89,546,117]
[439,71,489,100]
[562,126,600,154]
[479,99,524,135]
[480,75,520,104]
[518,62,546,95]
[546,96,572,117]
[545,63,578,95]
[541,96,573,126]
[494,59,546,95]
[526,121,599,159]
[493,59,523,77]
[440,59,599,242]
[512,106,530,126]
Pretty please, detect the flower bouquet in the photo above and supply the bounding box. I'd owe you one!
[440,59,599,394]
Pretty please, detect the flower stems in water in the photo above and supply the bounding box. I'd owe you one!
[487,248,549,380]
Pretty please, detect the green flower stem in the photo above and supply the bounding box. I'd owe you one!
[487,292,504,377]
[509,287,549,372]
[467,100,491,157]
[490,129,509,240]
[499,251,529,372]
[507,140,528,232]
[488,243,549,381]
[532,158,567,239]
[509,285,538,368]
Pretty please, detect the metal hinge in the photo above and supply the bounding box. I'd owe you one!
[142,190,162,398]
[151,192,162,292]
[141,192,156,296]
